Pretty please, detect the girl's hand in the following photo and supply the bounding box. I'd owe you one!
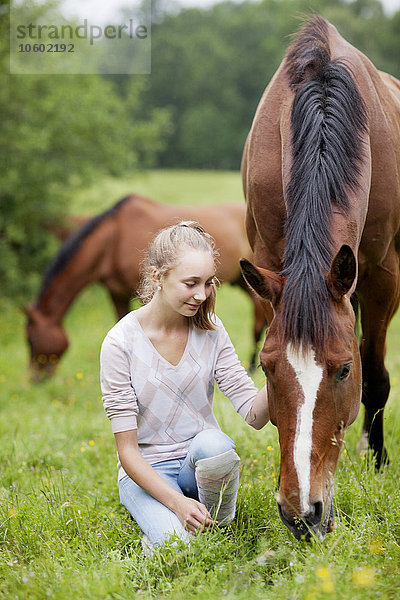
[246,386,269,429]
[173,496,214,533]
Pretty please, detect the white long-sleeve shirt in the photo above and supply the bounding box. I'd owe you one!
[100,312,257,480]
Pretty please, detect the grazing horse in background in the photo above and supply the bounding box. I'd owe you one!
[25,194,266,378]
[240,16,400,540]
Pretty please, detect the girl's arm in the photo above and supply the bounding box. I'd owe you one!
[245,386,269,430]
[115,429,214,532]
[213,320,269,428]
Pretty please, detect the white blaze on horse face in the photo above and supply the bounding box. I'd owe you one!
[286,343,323,515]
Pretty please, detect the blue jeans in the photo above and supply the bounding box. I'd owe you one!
[119,429,236,547]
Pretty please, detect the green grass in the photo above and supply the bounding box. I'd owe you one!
[70,169,245,215]
[1,170,400,599]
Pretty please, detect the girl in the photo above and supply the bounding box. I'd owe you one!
[100,221,269,549]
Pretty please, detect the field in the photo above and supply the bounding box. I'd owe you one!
[1,170,399,599]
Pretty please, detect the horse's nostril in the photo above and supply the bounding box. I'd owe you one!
[313,501,323,522]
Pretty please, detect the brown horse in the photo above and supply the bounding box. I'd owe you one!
[25,194,266,378]
[240,16,400,540]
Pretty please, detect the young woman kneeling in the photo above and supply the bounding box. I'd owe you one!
[100,222,269,550]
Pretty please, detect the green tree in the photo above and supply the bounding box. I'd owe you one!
[0,0,170,300]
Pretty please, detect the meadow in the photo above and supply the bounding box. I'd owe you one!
[0,170,399,599]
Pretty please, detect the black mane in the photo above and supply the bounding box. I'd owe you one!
[38,196,131,303]
[280,16,367,352]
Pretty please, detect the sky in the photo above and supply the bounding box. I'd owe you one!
[178,0,400,11]
[60,0,400,24]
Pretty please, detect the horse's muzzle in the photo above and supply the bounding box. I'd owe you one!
[30,360,58,383]
[277,499,334,541]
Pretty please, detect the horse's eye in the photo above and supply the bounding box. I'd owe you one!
[336,363,352,381]
[259,363,269,378]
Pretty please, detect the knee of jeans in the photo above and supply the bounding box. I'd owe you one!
[189,429,236,462]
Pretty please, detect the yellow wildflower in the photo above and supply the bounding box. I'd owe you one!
[316,566,330,579]
[352,566,376,587]
[316,566,334,593]
[89,440,95,446]
[321,580,334,593]
[368,538,383,555]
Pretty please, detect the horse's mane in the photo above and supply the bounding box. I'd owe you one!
[38,195,131,303]
[280,16,368,353]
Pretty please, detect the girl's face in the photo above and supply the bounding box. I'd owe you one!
[159,248,216,317]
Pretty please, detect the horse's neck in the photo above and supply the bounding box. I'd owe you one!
[37,268,95,324]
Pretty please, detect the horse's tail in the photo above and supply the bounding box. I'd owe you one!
[280,16,368,353]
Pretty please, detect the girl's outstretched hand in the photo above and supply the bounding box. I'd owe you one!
[173,496,214,533]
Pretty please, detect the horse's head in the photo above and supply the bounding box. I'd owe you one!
[23,304,69,381]
[241,245,362,540]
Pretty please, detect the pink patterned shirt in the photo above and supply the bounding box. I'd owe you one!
[100,312,257,480]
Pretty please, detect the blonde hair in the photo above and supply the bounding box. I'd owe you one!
[139,221,219,330]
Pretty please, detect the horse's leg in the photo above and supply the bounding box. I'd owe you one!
[108,290,131,320]
[358,249,400,468]
[235,275,267,371]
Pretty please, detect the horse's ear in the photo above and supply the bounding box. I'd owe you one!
[327,245,357,301]
[240,258,283,306]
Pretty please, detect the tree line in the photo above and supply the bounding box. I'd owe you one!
[141,0,399,169]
